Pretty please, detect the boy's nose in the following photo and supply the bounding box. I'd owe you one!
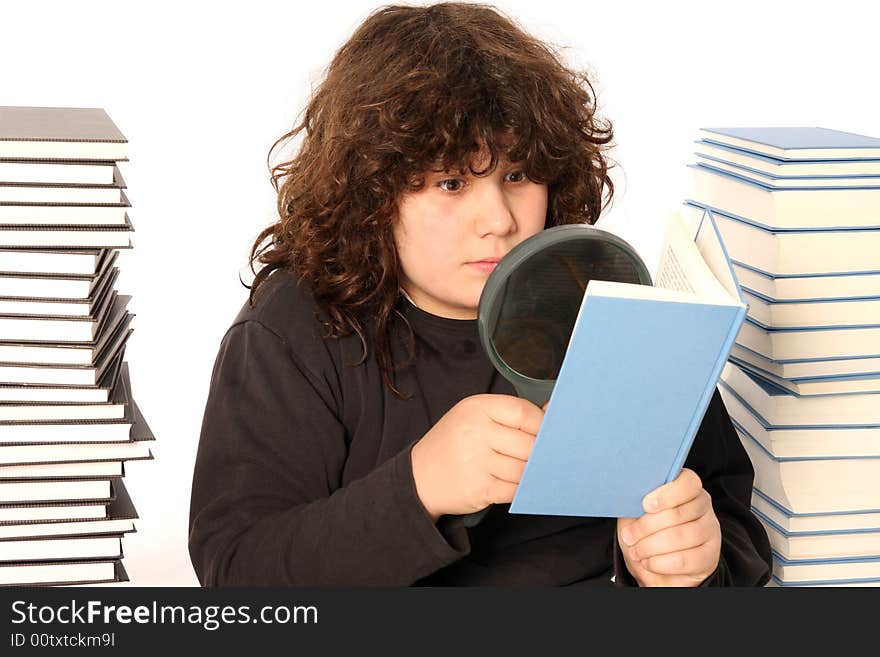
[474,183,517,237]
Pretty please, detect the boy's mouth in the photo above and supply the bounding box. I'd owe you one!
[467,257,501,273]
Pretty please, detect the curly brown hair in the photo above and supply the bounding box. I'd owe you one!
[249,2,615,399]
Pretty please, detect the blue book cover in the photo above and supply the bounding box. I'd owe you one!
[700,127,880,161]
[690,162,880,193]
[510,211,746,518]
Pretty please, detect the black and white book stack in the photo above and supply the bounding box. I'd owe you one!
[681,126,880,587]
[0,107,153,586]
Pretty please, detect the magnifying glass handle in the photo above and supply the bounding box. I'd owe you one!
[458,390,550,529]
[460,507,491,528]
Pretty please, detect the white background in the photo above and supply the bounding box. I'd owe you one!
[2,0,879,586]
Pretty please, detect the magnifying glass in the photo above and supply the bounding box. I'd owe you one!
[460,223,652,528]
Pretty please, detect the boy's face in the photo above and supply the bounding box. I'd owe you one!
[394,149,548,320]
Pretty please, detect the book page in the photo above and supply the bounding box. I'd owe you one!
[655,211,733,303]
[654,245,695,294]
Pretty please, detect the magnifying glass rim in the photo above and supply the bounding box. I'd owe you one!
[477,223,652,386]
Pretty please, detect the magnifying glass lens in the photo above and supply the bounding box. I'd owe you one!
[487,240,645,381]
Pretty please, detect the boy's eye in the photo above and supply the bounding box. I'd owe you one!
[505,170,526,183]
[438,178,465,192]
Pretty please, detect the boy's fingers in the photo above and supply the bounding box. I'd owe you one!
[640,541,719,577]
[625,516,715,562]
[487,450,529,484]
[616,517,638,547]
[483,395,544,436]
[488,425,537,461]
[620,491,711,546]
[642,468,703,513]
[487,478,518,505]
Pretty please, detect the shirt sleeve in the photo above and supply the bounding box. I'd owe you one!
[612,388,773,587]
[188,320,471,586]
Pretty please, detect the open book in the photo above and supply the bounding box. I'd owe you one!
[509,208,746,518]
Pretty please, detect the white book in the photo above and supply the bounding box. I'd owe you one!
[0,401,125,422]
[695,156,880,189]
[738,428,880,514]
[0,479,112,503]
[0,314,101,341]
[0,273,102,299]
[0,223,132,248]
[0,560,120,586]
[689,164,880,230]
[772,553,880,585]
[770,576,878,587]
[0,184,123,204]
[729,343,880,380]
[0,162,116,185]
[757,513,880,560]
[695,140,880,177]
[0,287,121,343]
[729,356,880,396]
[0,411,132,444]
[752,489,880,534]
[0,536,121,563]
[0,362,115,385]
[721,361,880,425]
[743,289,880,330]
[0,248,112,277]
[0,460,123,479]
[0,384,110,403]
[721,386,880,459]
[0,201,128,225]
[0,440,151,465]
[0,502,107,523]
[0,298,95,316]
[681,202,880,277]
[0,311,131,369]
[0,287,121,341]
[0,249,119,303]
[733,264,880,302]
[0,480,135,538]
[0,107,127,161]
[0,518,134,540]
[737,318,880,362]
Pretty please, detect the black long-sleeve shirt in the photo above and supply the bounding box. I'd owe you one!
[188,267,772,586]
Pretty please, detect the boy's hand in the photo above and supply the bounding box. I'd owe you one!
[410,394,545,521]
[616,468,721,587]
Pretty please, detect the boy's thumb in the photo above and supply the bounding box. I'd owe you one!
[541,401,549,412]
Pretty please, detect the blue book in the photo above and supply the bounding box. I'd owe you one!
[720,384,880,460]
[699,127,880,161]
[695,139,880,177]
[689,163,880,230]
[509,209,746,518]
[695,155,880,190]
[737,314,880,363]
[681,200,880,280]
[720,361,880,425]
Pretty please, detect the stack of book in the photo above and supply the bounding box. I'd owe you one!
[0,107,153,586]
[682,126,880,587]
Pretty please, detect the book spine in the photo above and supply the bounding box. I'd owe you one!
[664,305,747,483]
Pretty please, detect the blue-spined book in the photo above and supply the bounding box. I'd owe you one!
[699,127,880,161]
[695,139,880,177]
[720,361,880,425]
[681,200,880,280]
[689,163,880,230]
[720,384,880,460]
[509,209,746,518]
[695,153,880,189]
